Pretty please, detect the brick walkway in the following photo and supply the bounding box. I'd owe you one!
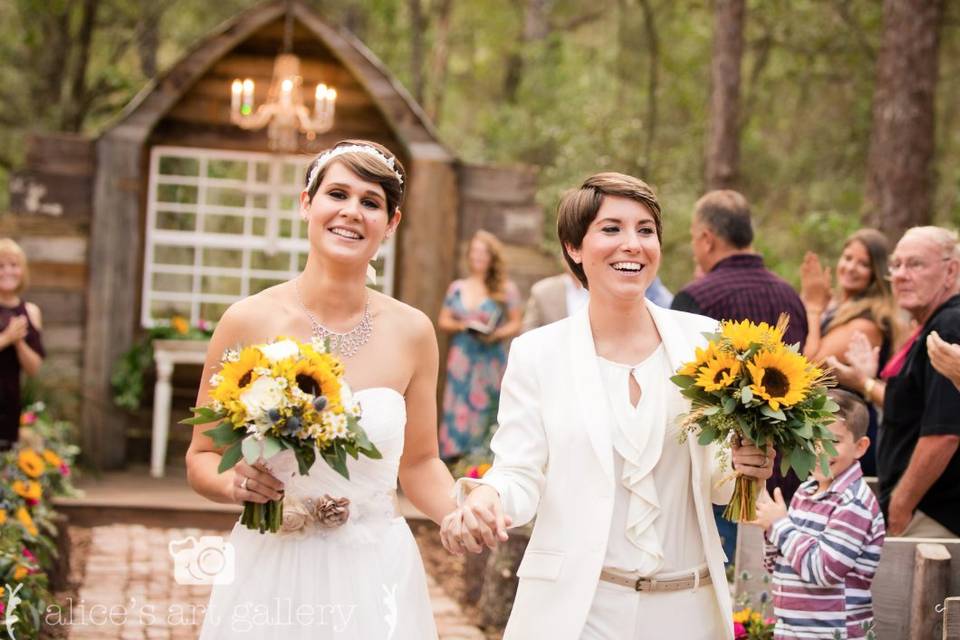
[63,524,484,639]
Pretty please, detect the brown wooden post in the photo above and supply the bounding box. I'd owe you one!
[943,597,960,640]
[909,543,951,640]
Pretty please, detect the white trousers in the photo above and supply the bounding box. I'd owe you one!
[581,575,725,639]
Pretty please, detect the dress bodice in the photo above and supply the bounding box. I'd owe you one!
[264,387,406,505]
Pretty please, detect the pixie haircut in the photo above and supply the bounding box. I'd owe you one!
[304,139,406,220]
[694,190,754,249]
[0,238,29,294]
[557,172,663,289]
[828,389,870,440]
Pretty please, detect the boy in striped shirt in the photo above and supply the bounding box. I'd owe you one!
[755,389,886,639]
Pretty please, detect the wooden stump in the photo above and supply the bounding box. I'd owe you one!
[909,543,951,640]
[478,525,531,628]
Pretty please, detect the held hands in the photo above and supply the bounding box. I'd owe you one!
[731,435,775,481]
[440,485,512,556]
[799,252,832,312]
[753,488,788,531]
[231,460,285,504]
[0,315,28,348]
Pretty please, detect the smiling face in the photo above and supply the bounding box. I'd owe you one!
[0,253,24,295]
[835,239,874,296]
[301,161,399,267]
[565,195,661,300]
[467,237,492,277]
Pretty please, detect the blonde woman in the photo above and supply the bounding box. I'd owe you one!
[437,230,522,460]
[0,239,44,450]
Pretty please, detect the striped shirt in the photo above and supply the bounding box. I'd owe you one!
[763,462,885,639]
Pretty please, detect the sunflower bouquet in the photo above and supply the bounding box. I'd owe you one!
[182,336,381,533]
[670,316,838,522]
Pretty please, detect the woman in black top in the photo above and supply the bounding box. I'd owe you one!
[0,239,44,450]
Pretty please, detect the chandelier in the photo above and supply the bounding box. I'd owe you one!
[229,7,337,151]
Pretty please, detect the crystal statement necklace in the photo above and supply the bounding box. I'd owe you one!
[294,277,372,359]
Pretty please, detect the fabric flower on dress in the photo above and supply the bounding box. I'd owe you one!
[315,495,350,528]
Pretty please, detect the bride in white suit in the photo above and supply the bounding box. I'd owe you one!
[441,173,774,640]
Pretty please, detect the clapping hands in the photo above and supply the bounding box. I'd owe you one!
[753,487,788,531]
[825,330,879,391]
[0,315,28,349]
[800,252,832,312]
[928,331,960,390]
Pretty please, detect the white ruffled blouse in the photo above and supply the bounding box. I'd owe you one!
[596,345,706,576]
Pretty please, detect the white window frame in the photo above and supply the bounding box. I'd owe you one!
[142,145,396,328]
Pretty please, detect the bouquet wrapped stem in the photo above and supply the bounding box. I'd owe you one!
[724,468,763,523]
[241,499,284,534]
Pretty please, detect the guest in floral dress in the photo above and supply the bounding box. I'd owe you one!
[438,230,522,460]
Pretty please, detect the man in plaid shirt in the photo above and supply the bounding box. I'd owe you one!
[755,390,886,639]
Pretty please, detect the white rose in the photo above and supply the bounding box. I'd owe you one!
[339,381,354,409]
[258,339,300,363]
[240,376,285,417]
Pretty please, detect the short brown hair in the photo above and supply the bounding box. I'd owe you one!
[694,190,753,249]
[0,238,29,294]
[828,389,870,440]
[557,172,663,288]
[304,139,406,219]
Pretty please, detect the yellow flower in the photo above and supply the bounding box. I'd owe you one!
[0,585,4,597]
[16,507,38,536]
[288,353,343,412]
[677,343,716,377]
[721,318,785,352]
[477,463,492,477]
[42,449,62,467]
[732,608,753,624]
[171,315,190,335]
[747,346,817,411]
[211,346,266,406]
[17,448,45,478]
[13,565,28,581]
[0,509,6,525]
[694,353,741,392]
[13,480,42,501]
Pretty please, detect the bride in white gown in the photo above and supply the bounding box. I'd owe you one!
[186,140,456,638]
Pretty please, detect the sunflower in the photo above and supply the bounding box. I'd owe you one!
[13,480,42,501]
[677,343,716,377]
[288,353,343,412]
[42,449,62,467]
[17,448,45,478]
[211,346,266,406]
[746,346,817,411]
[16,506,38,536]
[694,353,742,392]
[721,318,785,352]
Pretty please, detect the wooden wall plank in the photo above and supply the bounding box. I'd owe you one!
[909,543,951,640]
[29,262,87,290]
[944,597,960,640]
[28,290,85,325]
[42,326,84,353]
[18,237,88,264]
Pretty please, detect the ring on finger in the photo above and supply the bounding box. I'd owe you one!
[240,477,249,491]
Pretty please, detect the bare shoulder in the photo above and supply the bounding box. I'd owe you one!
[24,302,42,327]
[209,284,292,349]
[371,290,436,346]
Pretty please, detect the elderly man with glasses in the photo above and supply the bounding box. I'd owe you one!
[851,225,960,538]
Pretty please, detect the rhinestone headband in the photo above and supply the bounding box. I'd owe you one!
[306,144,404,194]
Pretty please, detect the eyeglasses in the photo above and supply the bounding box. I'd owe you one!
[885,257,951,279]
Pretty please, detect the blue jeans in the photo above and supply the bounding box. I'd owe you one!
[714,504,737,565]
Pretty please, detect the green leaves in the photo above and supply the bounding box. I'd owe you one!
[181,406,227,425]
[217,440,243,473]
[201,420,243,447]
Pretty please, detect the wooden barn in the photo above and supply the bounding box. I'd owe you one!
[5,0,550,470]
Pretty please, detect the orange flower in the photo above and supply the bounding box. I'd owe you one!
[16,507,38,536]
[42,449,63,467]
[0,509,6,525]
[171,315,190,335]
[17,448,45,478]
[13,565,28,581]
[13,480,42,501]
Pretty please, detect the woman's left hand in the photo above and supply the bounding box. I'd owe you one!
[731,435,774,480]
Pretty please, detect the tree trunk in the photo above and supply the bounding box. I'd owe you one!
[425,0,455,123]
[503,0,552,102]
[408,0,426,104]
[705,0,745,191]
[864,0,944,240]
[638,0,659,177]
[60,0,100,132]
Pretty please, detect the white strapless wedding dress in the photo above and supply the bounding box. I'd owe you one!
[199,387,438,639]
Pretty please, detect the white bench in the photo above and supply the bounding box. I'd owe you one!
[150,339,209,477]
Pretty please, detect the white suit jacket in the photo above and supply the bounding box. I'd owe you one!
[457,300,735,639]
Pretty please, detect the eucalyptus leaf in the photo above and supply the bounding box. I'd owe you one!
[203,421,244,447]
[217,440,243,473]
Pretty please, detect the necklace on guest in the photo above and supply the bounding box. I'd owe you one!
[294,277,372,359]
